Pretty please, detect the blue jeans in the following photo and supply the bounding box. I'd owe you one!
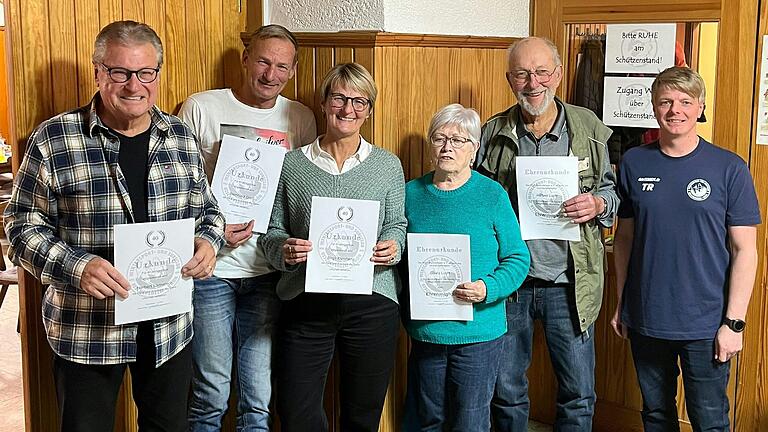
[189,273,281,431]
[629,330,731,432]
[492,283,596,432]
[410,338,503,432]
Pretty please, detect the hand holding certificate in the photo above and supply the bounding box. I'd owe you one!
[407,233,473,321]
[515,156,581,241]
[114,218,194,325]
[305,196,380,295]
[210,134,287,233]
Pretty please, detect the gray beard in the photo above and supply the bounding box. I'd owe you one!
[517,88,555,116]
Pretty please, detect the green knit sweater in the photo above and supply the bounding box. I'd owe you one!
[259,147,407,302]
[404,171,530,344]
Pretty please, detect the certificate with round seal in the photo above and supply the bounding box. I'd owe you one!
[305,196,380,294]
[406,233,472,321]
[113,218,194,325]
[210,134,287,233]
[515,156,580,241]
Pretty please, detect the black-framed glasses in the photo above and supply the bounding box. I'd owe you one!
[509,65,560,84]
[430,134,473,149]
[99,63,160,83]
[329,93,371,112]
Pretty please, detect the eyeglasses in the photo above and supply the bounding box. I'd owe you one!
[509,65,559,84]
[99,63,160,83]
[430,134,473,149]
[329,93,371,112]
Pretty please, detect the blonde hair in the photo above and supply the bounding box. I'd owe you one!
[652,67,706,103]
[319,63,377,108]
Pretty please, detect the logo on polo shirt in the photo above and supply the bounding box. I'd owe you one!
[686,178,711,201]
[637,176,660,192]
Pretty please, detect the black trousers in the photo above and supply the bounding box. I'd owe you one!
[53,322,192,432]
[276,292,400,432]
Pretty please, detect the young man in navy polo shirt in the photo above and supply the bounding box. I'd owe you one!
[612,67,760,431]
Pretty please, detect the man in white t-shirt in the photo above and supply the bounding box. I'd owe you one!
[180,24,316,431]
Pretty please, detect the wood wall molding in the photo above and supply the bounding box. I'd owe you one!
[560,1,720,23]
[241,31,516,49]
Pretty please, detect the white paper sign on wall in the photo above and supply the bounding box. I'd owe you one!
[603,76,658,128]
[605,24,676,74]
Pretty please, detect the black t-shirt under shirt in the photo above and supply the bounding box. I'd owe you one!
[111,127,150,223]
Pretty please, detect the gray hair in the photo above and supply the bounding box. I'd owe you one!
[93,20,163,66]
[652,66,706,103]
[246,24,299,63]
[428,103,481,143]
[506,36,562,69]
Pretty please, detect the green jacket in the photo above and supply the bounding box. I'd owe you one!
[477,100,614,332]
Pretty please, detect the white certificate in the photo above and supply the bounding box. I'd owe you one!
[407,233,472,321]
[603,76,658,128]
[305,196,380,294]
[516,156,580,241]
[210,134,287,232]
[113,218,194,325]
[605,23,676,74]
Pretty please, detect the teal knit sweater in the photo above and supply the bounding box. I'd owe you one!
[259,147,407,302]
[404,171,530,344]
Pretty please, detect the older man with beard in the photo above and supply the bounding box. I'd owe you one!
[475,36,618,431]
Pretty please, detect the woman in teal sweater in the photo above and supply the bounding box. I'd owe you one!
[403,104,530,431]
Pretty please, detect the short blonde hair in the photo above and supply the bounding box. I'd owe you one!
[652,67,706,103]
[319,63,377,108]
[427,104,481,143]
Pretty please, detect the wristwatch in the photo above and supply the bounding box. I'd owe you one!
[722,317,746,333]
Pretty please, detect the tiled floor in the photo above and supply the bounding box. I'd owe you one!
[0,283,24,431]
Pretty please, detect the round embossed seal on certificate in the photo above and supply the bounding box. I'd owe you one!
[127,230,183,298]
[418,255,462,298]
[221,147,268,208]
[318,206,367,270]
[526,178,567,218]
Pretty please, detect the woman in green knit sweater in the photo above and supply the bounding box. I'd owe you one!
[403,104,530,431]
[259,63,406,432]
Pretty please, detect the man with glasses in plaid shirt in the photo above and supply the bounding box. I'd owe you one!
[3,20,225,432]
[476,36,618,431]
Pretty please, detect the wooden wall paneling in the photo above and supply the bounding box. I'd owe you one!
[0,28,9,141]
[163,0,187,113]
[6,2,60,430]
[204,0,224,90]
[99,0,123,26]
[713,0,758,159]
[184,0,205,106]
[74,0,100,107]
[222,0,244,90]
[353,47,374,141]
[143,0,167,109]
[295,46,315,121]
[48,0,78,114]
[19,0,53,133]
[334,46,353,64]
[121,0,144,22]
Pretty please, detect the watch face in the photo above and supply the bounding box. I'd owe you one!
[732,319,746,332]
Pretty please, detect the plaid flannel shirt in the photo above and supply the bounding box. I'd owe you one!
[4,96,225,366]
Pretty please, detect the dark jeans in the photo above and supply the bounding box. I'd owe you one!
[276,292,400,432]
[492,283,596,432]
[411,338,503,432]
[53,322,192,432]
[629,330,731,432]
